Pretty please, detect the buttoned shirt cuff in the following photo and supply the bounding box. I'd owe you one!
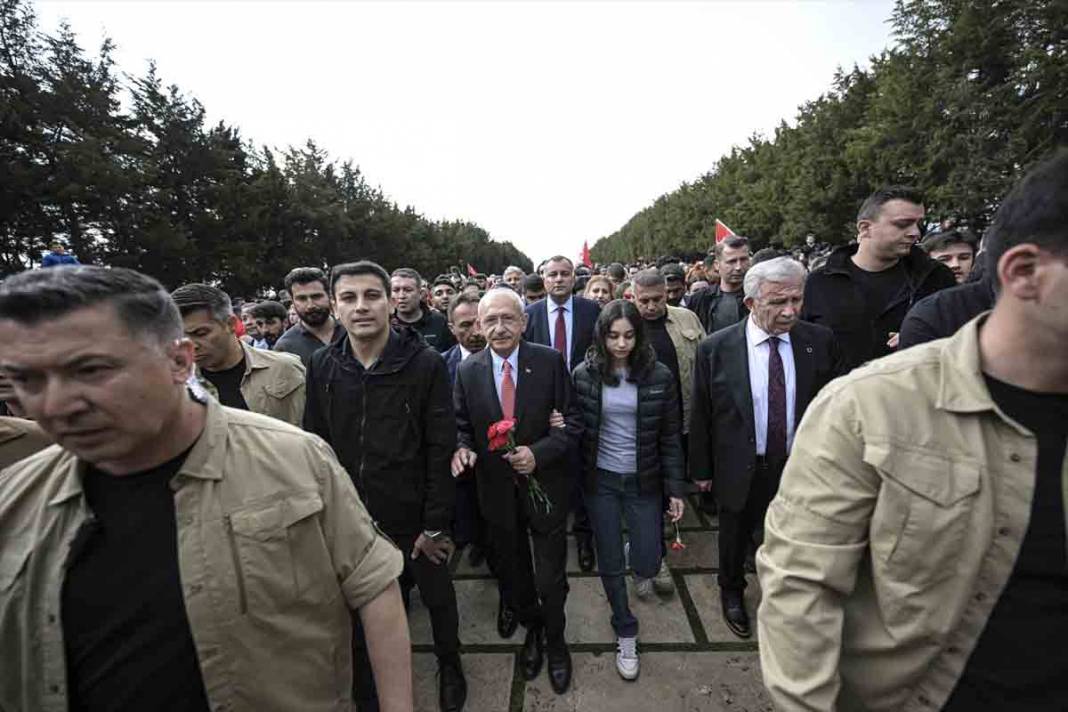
[341,533,405,610]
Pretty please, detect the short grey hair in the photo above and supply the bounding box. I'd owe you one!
[478,285,525,315]
[632,269,666,290]
[743,257,806,300]
[503,265,525,278]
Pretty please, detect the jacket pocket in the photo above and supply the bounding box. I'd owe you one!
[864,442,981,581]
[263,372,302,400]
[225,491,335,615]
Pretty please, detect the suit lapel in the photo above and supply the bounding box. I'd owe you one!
[724,321,755,435]
[569,302,583,367]
[514,343,535,428]
[790,326,815,427]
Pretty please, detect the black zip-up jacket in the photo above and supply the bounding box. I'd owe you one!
[571,358,686,498]
[801,243,956,370]
[303,327,456,536]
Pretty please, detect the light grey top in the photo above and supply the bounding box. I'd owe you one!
[596,369,638,474]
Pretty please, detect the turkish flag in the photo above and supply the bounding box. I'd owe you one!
[581,241,592,268]
[714,219,736,243]
[466,263,477,277]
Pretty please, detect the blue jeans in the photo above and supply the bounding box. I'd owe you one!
[586,469,663,638]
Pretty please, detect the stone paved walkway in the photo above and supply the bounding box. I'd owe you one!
[406,495,773,711]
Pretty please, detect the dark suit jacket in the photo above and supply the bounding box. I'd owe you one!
[442,344,462,385]
[523,295,600,371]
[454,341,582,531]
[689,319,845,512]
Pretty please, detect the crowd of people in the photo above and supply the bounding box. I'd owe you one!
[0,149,1064,712]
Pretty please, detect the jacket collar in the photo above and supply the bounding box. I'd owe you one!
[241,340,273,375]
[48,395,224,507]
[936,312,996,414]
[822,242,938,283]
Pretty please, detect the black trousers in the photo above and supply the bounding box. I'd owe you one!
[453,475,488,550]
[718,457,784,593]
[489,486,569,648]
[353,530,460,711]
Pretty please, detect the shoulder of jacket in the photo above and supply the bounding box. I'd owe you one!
[0,444,74,512]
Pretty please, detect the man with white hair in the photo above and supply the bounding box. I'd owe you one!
[451,287,581,695]
[502,266,526,293]
[690,257,844,639]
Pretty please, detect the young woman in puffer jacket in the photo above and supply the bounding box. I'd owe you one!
[571,299,686,681]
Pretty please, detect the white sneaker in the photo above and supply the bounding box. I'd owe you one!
[615,636,639,680]
[652,560,675,595]
[634,576,655,600]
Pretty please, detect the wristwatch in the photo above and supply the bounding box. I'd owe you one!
[424,530,444,541]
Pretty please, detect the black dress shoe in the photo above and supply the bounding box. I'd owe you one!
[438,656,467,712]
[497,600,518,639]
[467,544,485,568]
[547,644,572,694]
[520,626,544,680]
[721,590,751,639]
[576,536,595,572]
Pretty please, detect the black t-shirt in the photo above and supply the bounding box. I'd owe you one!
[847,260,907,357]
[202,356,248,410]
[63,447,210,712]
[943,375,1068,710]
[645,314,683,420]
[710,289,746,334]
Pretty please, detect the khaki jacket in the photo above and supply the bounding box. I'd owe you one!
[197,341,306,426]
[757,314,1063,711]
[0,399,403,712]
[664,305,705,433]
[0,417,52,470]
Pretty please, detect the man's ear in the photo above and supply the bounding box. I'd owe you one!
[856,219,872,240]
[168,338,197,383]
[997,244,1041,302]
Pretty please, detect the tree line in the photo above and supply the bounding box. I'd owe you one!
[0,0,532,296]
[590,0,1068,263]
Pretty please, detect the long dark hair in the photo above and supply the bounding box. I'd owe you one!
[585,299,656,386]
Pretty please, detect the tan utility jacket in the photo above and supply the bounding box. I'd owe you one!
[0,417,52,470]
[664,305,705,433]
[757,315,1063,711]
[196,341,306,426]
[0,399,403,712]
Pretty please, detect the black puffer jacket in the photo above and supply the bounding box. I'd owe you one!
[303,327,456,535]
[572,358,685,498]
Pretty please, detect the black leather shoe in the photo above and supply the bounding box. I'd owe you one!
[547,644,572,694]
[467,544,485,568]
[520,626,544,680]
[576,536,595,573]
[721,590,751,639]
[438,656,467,712]
[497,599,518,639]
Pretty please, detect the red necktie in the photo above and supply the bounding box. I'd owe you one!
[554,306,567,361]
[501,360,516,419]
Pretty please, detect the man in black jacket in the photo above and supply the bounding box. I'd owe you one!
[686,236,752,335]
[690,257,844,639]
[898,253,996,349]
[453,288,582,695]
[304,261,466,712]
[802,186,956,371]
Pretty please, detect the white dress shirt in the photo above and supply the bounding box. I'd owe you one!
[490,346,520,406]
[459,345,474,361]
[745,316,797,456]
[546,294,574,369]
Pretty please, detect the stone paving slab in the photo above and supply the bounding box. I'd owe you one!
[521,651,772,711]
[564,576,695,644]
[664,529,718,569]
[685,574,762,644]
[413,652,514,712]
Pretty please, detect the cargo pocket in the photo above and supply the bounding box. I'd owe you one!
[225,492,334,615]
[864,442,981,583]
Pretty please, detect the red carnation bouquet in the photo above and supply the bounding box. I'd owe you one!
[488,418,553,513]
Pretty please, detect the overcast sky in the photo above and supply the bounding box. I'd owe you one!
[36,0,897,265]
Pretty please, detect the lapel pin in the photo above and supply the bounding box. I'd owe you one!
[524,367,532,374]
[806,346,813,354]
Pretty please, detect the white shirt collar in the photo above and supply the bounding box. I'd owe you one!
[459,344,475,361]
[746,315,792,347]
[547,294,573,314]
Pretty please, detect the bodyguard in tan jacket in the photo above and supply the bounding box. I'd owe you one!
[0,266,413,712]
[172,283,306,426]
[757,152,1068,711]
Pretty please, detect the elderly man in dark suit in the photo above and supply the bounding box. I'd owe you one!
[522,255,600,571]
[452,287,582,694]
[690,257,845,639]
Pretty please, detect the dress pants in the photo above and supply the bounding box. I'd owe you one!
[454,475,488,551]
[353,530,460,711]
[489,484,570,648]
[718,457,784,593]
